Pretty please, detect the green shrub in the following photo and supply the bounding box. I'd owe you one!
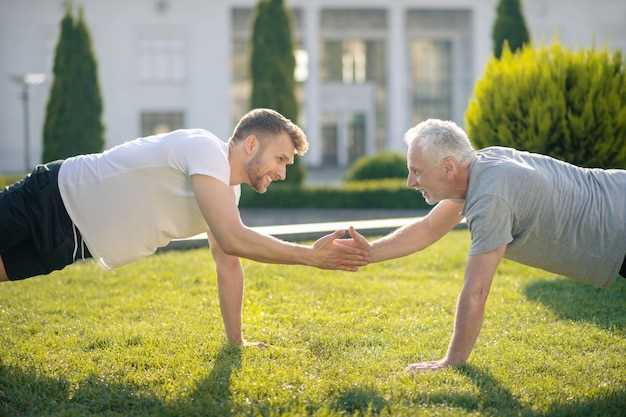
[465,43,626,169]
[344,152,408,181]
[240,179,428,209]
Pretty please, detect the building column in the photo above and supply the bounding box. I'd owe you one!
[388,5,408,151]
[304,4,321,167]
[338,112,348,166]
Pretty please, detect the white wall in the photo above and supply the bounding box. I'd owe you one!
[1,0,624,172]
[0,0,232,172]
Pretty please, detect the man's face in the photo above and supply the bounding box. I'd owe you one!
[245,132,295,193]
[406,144,451,205]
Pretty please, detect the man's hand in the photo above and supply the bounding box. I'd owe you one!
[335,226,372,252]
[405,357,462,373]
[311,228,370,271]
[228,339,269,348]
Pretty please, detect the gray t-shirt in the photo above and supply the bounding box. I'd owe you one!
[463,146,626,287]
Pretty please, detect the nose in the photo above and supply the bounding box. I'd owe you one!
[407,172,418,188]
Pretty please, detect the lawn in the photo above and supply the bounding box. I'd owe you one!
[1,230,624,417]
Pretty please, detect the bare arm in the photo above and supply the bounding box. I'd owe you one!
[206,230,245,345]
[369,200,463,262]
[192,175,368,270]
[407,244,506,372]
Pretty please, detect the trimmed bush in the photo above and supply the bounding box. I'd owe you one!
[465,43,626,169]
[344,152,408,181]
[240,179,428,209]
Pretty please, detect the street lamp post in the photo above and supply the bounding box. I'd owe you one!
[11,73,46,172]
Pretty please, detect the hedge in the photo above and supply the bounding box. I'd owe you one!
[344,152,408,181]
[240,179,429,209]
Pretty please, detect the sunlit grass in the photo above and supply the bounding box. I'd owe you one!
[1,230,624,416]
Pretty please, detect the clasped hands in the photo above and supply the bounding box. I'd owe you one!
[310,226,372,272]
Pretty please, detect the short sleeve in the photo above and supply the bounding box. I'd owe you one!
[466,195,514,255]
[169,130,230,186]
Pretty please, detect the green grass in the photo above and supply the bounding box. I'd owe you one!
[1,230,624,417]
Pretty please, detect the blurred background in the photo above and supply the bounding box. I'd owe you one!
[1,0,625,186]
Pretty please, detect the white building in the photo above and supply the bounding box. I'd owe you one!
[1,0,625,173]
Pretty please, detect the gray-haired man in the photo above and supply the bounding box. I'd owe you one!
[340,119,626,372]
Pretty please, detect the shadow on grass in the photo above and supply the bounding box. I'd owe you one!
[524,277,626,333]
[0,344,241,417]
[453,364,626,417]
[0,363,166,417]
[1,349,624,417]
[310,366,625,417]
[172,343,242,416]
[331,387,387,416]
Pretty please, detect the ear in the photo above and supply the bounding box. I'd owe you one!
[442,157,457,178]
[243,134,259,156]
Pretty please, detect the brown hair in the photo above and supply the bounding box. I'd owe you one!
[230,108,309,155]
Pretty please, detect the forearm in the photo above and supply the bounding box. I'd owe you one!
[444,288,487,364]
[371,201,463,263]
[226,226,314,266]
[370,220,434,262]
[216,262,244,344]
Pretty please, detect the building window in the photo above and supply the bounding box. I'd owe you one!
[406,9,473,125]
[408,39,453,125]
[138,39,186,83]
[320,9,388,152]
[141,112,185,136]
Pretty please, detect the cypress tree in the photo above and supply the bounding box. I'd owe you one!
[250,0,305,185]
[43,2,104,162]
[492,0,530,59]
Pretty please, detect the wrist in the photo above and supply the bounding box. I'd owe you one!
[227,336,243,346]
[444,353,467,365]
[300,246,317,267]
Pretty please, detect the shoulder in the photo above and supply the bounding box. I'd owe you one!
[168,128,224,147]
[465,148,532,212]
[472,147,538,186]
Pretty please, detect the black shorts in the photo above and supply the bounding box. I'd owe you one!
[0,161,91,280]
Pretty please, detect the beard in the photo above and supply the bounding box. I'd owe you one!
[420,190,438,206]
[246,153,269,193]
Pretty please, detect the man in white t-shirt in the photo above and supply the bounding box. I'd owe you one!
[0,108,370,346]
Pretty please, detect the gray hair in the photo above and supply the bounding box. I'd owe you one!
[404,119,475,164]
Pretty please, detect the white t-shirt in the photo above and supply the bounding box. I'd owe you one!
[58,129,241,269]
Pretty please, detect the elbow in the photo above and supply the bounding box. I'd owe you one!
[214,228,246,257]
[218,237,240,257]
[211,245,240,269]
[468,288,489,308]
[462,284,490,308]
[215,254,241,271]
